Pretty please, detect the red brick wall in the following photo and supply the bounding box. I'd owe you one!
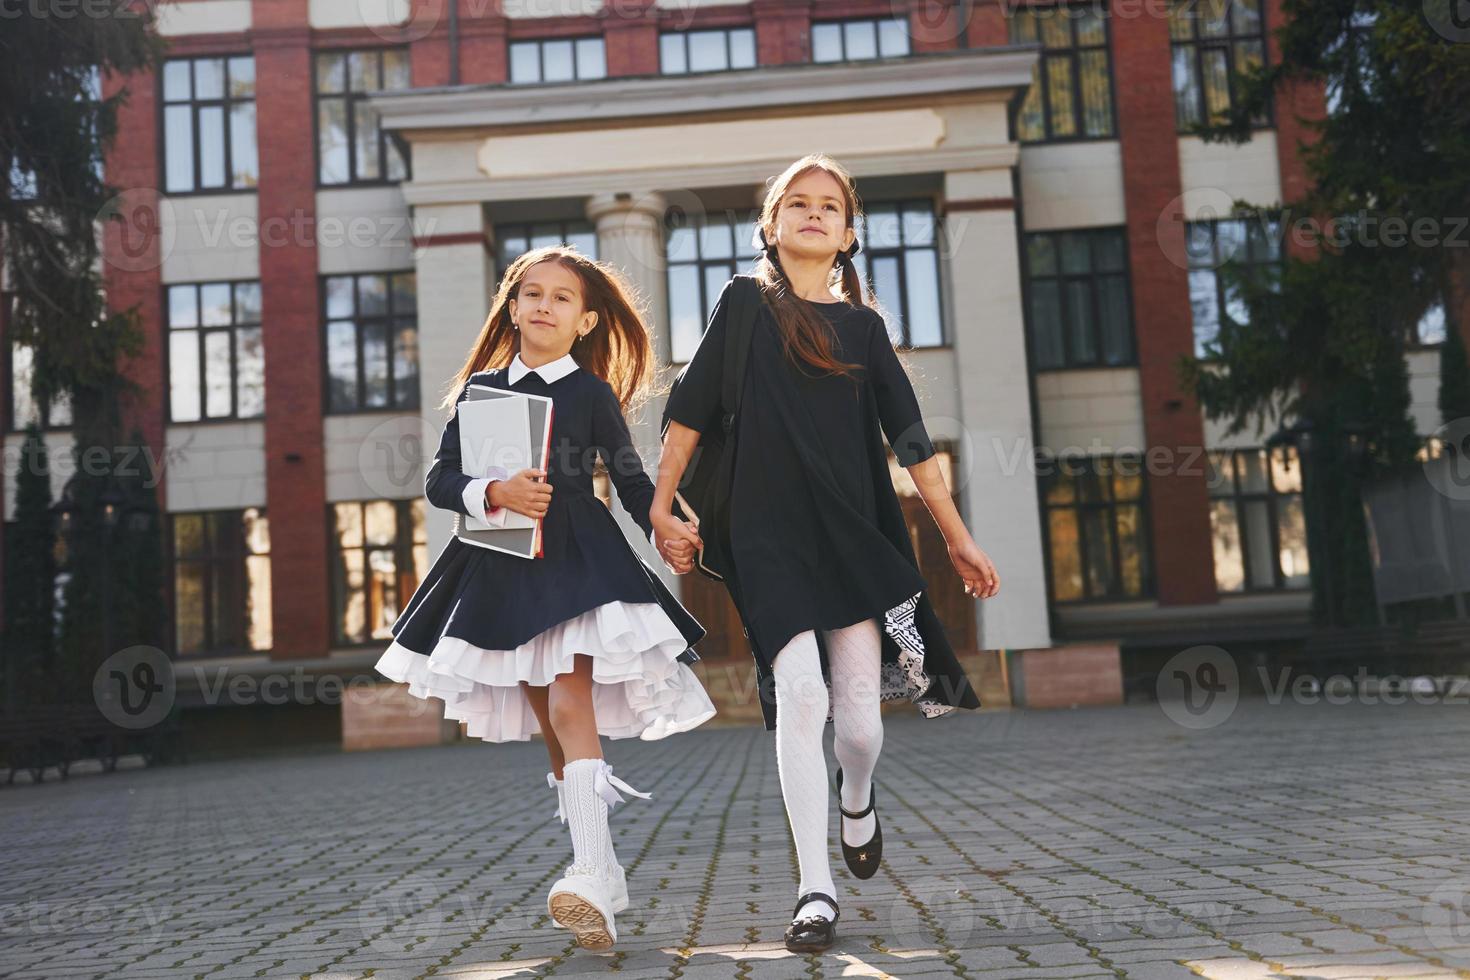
[604,0,660,76]
[909,0,964,54]
[753,0,813,65]
[1110,4,1219,607]
[252,0,330,658]
[966,0,1009,46]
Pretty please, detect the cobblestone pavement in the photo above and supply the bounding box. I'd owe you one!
[4,699,1470,979]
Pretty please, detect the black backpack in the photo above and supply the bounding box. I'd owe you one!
[658,274,762,581]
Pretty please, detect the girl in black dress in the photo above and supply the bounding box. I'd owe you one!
[376,246,712,952]
[652,155,1001,952]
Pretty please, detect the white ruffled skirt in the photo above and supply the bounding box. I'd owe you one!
[374,599,717,743]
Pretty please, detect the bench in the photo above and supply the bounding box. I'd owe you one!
[1,704,186,785]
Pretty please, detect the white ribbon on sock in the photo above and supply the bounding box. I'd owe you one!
[593,762,652,809]
[548,772,567,824]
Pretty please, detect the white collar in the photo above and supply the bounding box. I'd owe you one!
[508,351,579,385]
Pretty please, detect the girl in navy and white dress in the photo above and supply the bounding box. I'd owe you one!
[375,245,713,953]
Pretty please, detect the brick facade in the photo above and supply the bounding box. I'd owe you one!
[1110,4,1220,607]
[252,0,330,658]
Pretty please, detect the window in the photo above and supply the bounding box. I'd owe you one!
[494,220,598,281]
[167,281,265,422]
[1024,228,1133,369]
[315,49,411,186]
[1186,216,1281,358]
[509,37,606,84]
[812,17,910,62]
[665,209,758,363]
[852,200,944,348]
[9,344,72,432]
[1169,0,1270,130]
[1208,447,1309,592]
[660,28,756,74]
[1010,5,1115,142]
[172,508,271,656]
[8,291,73,431]
[161,56,257,193]
[330,499,426,645]
[1413,299,1447,348]
[1042,453,1153,602]
[324,272,418,413]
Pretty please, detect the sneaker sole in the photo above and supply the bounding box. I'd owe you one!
[548,891,615,951]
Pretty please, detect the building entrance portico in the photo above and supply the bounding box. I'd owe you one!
[373,48,1054,661]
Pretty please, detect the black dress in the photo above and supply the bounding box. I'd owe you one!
[375,363,716,743]
[663,282,982,729]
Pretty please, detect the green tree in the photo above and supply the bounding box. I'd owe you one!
[1180,4,1470,627]
[2,11,164,699]
[2,425,57,712]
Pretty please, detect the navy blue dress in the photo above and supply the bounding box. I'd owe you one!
[395,366,705,654]
[662,283,981,730]
[376,364,713,743]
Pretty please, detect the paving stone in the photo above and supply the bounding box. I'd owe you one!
[3,700,1468,978]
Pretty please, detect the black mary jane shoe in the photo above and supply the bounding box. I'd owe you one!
[835,767,883,880]
[784,891,840,954]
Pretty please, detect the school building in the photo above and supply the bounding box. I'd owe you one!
[2,0,1453,729]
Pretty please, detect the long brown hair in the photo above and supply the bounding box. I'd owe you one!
[437,246,656,414]
[754,153,870,379]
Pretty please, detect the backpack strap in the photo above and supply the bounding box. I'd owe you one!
[718,274,761,432]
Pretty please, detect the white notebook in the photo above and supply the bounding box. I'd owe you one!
[453,385,554,559]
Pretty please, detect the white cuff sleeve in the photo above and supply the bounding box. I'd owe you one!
[461,477,510,527]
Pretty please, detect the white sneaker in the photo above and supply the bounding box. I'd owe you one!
[547,865,619,951]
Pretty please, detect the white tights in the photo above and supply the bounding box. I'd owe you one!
[771,617,884,922]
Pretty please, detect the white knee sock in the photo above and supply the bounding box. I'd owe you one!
[561,757,615,878]
[772,630,837,922]
[824,618,884,848]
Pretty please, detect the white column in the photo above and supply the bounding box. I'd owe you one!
[413,202,493,557]
[584,190,678,589]
[942,169,1053,651]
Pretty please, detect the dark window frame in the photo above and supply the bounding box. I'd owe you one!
[1009,2,1118,143]
[164,279,266,424]
[321,270,420,415]
[659,26,758,74]
[1185,215,1284,361]
[853,198,947,349]
[507,36,608,85]
[168,507,271,658]
[158,54,258,195]
[1168,0,1274,133]
[312,47,412,188]
[1040,452,1156,604]
[664,207,759,365]
[1021,226,1136,370]
[810,15,911,63]
[6,292,74,433]
[1206,446,1310,594]
[493,219,599,284]
[328,497,427,647]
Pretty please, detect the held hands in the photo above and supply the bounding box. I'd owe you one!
[949,536,1000,599]
[652,509,702,575]
[487,468,553,519]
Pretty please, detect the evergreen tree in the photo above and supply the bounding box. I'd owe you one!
[2,425,57,712]
[2,12,163,699]
[1180,5,1470,627]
